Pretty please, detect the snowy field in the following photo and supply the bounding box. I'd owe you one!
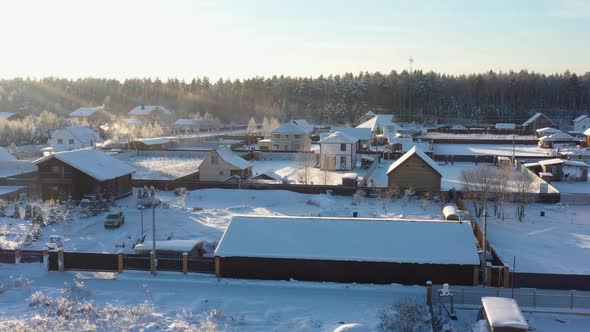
[0,264,428,331]
[0,189,446,253]
[117,153,207,180]
[476,203,590,274]
[433,143,552,157]
[550,180,590,193]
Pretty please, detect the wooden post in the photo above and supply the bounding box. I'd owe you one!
[117,250,123,273]
[182,252,188,275]
[150,250,156,275]
[58,249,64,272]
[215,256,221,278]
[14,248,21,264]
[43,249,49,270]
[486,266,492,286]
[473,266,479,286]
[503,267,510,288]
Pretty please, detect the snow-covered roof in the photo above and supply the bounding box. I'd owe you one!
[0,147,17,162]
[537,158,565,166]
[34,148,135,181]
[319,131,358,144]
[0,112,20,120]
[584,128,590,136]
[0,161,37,178]
[356,114,394,131]
[69,107,103,117]
[215,148,252,170]
[133,137,170,145]
[574,115,589,122]
[539,132,576,141]
[271,123,309,134]
[135,240,201,252]
[387,146,443,176]
[52,126,102,143]
[128,105,172,115]
[292,119,314,133]
[523,112,552,127]
[495,123,516,130]
[365,111,376,116]
[536,127,562,135]
[330,127,372,141]
[215,216,479,265]
[341,173,358,179]
[124,118,143,126]
[450,125,468,130]
[481,297,528,329]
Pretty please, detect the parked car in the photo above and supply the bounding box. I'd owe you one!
[104,211,125,229]
[44,235,63,251]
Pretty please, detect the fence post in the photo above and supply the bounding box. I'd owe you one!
[43,249,48,270]
[14,248,21,264]
[182,252,188,275]
[571,290,575,310]
[150,250,156,275]
[215,256,221,278]
[533,289,536,308]
[117,250,123,273]
[57,249,64,272]
[486,266,492,286]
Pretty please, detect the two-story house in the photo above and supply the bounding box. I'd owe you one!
[258,123,311,152]
[319,132,358,171]
[49,126,102,152]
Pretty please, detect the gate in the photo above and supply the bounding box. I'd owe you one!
[20,250,44,263]
[63,252,118,271]
[123,254,151,271]
[0,250,14,263]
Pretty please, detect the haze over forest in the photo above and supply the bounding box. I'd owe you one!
[0,70,588,125]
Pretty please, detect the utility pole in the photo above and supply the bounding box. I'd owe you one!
[140,207,144,237]
[482,210,488,284]
[152,205,157,275]
[512,135,516,164]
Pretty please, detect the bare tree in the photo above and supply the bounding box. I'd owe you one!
[401,187,416,212]
[352,189,367,206]
[296,153,316,184]
[378,189,393,214]
[460,167,498,217]
[512,172,534,222]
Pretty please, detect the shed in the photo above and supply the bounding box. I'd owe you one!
[442,204,460,221]
[129,137,172,150]
[341,173,358,187]
[480,297,528,332]
[34,148,135,200]
[214,216,480,285]
[198,147,253,182]
[386,146,442,191]
[522,112,554,131]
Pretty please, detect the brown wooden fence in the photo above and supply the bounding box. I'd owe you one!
[187,257,216,273]
[0,249,15,263]
[20,250,44,263]
[123,254,151,271]
[63,252,119,271]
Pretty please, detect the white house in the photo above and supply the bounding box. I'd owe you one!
[49,126,102,152]
[291,119,314,133]
[330,127,372,148]
[69,106,111,123]
[258,123,312,151]
[198,147,253,182]
[319,132,358,171]
[573,115,590,132]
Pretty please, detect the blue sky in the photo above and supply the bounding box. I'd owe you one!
[0,0,588,80]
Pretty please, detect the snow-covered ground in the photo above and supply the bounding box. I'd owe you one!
[0,189,446,253]
[117,153,207,180]
[433,143,553,157]
[475,203,590,274]
[550,180,590,193]
[0,264,427,331]
[420,133,537,141]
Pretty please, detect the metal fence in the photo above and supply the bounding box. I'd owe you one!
[436,285,590,310]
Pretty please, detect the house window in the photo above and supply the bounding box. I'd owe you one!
[330,156,337,168]
[274,134,281,139]
[219,170,224,176]
[273,144,280,150]
[340,143,346,152]
[293,144,301,150]
[69,139,75,145]
[57,139,63,144]
[294,135,301,139]
[211,155,219,165]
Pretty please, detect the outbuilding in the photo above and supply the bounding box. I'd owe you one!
[480,297,528,332]
[198,147,253,182]
[386,146,442,191]
[214,216,480,285]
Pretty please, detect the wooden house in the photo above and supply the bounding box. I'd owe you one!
[214,216,480,285]
[34,148,135,200]
[522,113,554,132]
[386,146,442,191]
[198,148,253,182]
[129,137,172,151]
[69,106,112,124]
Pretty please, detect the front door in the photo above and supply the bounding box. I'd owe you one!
[340,156,347,170]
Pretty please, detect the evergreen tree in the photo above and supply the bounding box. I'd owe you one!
[0,200,6,217]
[24,203,32,220]
[12,203,20,218]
